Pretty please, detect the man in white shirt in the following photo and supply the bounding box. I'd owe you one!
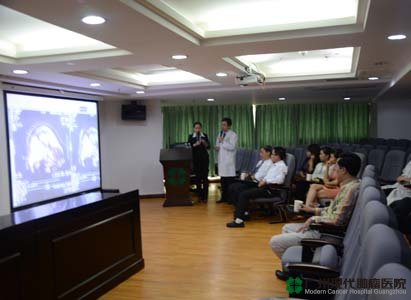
[215,118,238,203]
[228,146,273,204]
[226,147,288,228]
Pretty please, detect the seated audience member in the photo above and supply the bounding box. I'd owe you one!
[294,146,331,200]
[226,147,288,228]
[382,159,411,206]
[383,160,411,233]
[269,153,361,264]
[228,146,273,204]
[295,144,320,180]
[304,148,342,208]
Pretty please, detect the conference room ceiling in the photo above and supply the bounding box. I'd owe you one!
[0,0,410,103]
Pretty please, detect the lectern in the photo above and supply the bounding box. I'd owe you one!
[159,148,193,206]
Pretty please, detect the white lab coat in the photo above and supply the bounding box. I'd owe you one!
[216,130,238,177]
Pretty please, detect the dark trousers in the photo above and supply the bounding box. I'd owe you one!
[235,187,274,219]
[228,181,258,204]
[193,158,209,201]
[295,180,310,200]
[220,176,236,202]
[390,197,411,233]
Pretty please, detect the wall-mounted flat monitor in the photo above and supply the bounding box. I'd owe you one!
[4,91,101,210]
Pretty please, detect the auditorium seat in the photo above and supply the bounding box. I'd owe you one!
[293,147,306,173]
[285,224,406,300]
[281,183,383,271]
[370,263,411,300]
[367,149,386,174]
[245,150,259,173]
[379,150,406,184]
[354,152,367,177]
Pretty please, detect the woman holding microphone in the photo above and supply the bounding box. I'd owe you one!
[188,122,210,202]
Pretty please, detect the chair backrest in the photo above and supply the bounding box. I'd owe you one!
[293,147,306,172]
[235,149,246,172]
[246,150,260,173]
[363,144,375,151]
[240,150,253,172]
[367,149,386,174]
[354,152,367,178]
[355,147,369,156]
[380,150,406,182]
[342,201,391,276]
[341,224,402,282]
[370,263,411,300]
[284,153,296,187]
[407,152,411,164]
[363,164,375,177]
[360,225,402,279]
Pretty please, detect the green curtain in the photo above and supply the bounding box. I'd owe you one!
[255,104,297,147]
[255,103,369,146]
[162,104,254,175]
[297,103,369,144]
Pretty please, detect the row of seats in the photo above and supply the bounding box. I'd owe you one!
[279,167,411,299]
[359,138,411,148]
[236,147,411,184]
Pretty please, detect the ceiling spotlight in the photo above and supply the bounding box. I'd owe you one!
[344,97,351,101]
[81,15,106,25]
[136,91,145,94]
[387,34,406,40]
[207,98,215,102]
[368,76,379,81]
[13,69,28,75]
[90,83,101,87]
[172,54,188,60]
[216,72,228,77]
[278,97,286,101]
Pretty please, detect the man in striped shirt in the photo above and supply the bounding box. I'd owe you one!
[269,153,361,259]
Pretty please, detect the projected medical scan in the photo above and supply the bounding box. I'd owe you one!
[5,92,101,208]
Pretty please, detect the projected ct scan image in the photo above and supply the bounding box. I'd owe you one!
[5,92,101,209]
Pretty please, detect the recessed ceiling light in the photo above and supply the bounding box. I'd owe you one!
[278,97,286,101]
[172,54,188,60]
[90,83,101,87]
[12,69,28,75]
[344,97,351,101]
[136,91,145,94]
[67,62,75,66]
[368,76,379,81]
[216,72,228,77]
[207,98,215,102]
[387,34,406,40]
[81,15,106,25]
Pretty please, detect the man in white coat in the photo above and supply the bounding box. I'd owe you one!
[215,117,238,203]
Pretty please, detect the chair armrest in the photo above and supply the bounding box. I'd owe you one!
[287,263,340,278]
[309,223,346,235]
[267,184,289,191]
[300,238,343,250]
[100,188,120,193]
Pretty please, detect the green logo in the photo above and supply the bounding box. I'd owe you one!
[167,168,186,185]
[286,276,303,294]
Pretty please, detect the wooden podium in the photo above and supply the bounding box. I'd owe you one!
[159,148,193,207]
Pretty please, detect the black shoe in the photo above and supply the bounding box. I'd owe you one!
[216,199,227,204]
[226,221,245,228]
[275,270,289,281]
[242,214,251,221]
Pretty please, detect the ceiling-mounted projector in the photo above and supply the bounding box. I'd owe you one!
[235,65,266,86]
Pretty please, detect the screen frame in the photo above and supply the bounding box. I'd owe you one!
[3,90,103,211]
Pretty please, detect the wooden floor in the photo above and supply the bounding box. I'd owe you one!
[99,184,288,300]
